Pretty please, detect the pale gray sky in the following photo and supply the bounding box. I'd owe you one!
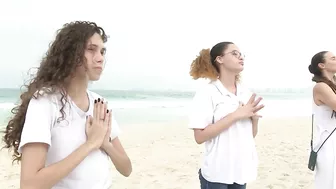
[1,0,336,91]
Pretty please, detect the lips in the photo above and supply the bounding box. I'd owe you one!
[94,67,103,71]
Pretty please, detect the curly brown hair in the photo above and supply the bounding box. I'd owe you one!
[189,42,241,82]
[190,48,218,80]
[2,21,108,163]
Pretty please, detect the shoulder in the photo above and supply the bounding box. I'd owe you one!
[313,82,336,102]
[313,82,336,100]
[30,89,59,106]
[23,90,59,129]
[313,82,331,93]
[25,90,61,124]
[191,82,216,107]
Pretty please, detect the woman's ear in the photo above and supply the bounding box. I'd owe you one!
[318,62,325,70]
[215,56,222,65]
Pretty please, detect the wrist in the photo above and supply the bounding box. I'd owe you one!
[231,111,243,120]
[102,141,112,150]
[251,117,259,122]
[85,140,99,151]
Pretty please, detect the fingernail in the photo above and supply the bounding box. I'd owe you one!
[98,98,100,102]
[107,109,109,113]
[94,100,97,103]
[101,101,104,104]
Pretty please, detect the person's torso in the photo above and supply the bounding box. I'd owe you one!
[47,91,112,189]
[201,81,258,184]
[312,101,336,149]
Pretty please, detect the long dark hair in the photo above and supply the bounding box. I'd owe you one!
[309,51,336,118]
[2,21,108,162]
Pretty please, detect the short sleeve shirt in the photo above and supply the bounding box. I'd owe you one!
[18,90,121,189]
[188,80,258,184]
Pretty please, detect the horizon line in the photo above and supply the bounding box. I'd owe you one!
[0,87,312,91]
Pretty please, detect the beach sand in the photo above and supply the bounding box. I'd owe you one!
[0,117,314,189]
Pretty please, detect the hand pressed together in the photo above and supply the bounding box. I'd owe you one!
[102,107,112,150]
[85,98,111,150]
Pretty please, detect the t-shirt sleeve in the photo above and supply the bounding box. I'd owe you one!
[110,112,121,140]
[18,95,54,153]
[188,88,214,129]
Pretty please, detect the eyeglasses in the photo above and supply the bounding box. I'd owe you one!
[222,50,245,59]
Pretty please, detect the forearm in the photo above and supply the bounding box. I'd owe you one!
[194,112,240,144]
[21,142,94,189]
[104,143,132,177]
[252,119,259,138]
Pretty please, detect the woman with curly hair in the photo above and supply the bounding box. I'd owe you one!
[188,42,264,189]
[2,21,132,189]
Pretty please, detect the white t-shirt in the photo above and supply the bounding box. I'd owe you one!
[18,90,121,189]
[188,79,258,185]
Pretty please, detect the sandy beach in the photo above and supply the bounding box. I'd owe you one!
[0,117,314,189]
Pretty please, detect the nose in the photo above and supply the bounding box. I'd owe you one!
[94,53,104,64]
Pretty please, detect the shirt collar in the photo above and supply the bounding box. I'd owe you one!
[211,79,243,97]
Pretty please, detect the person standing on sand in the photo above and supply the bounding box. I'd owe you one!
[2,21,132,189]
[188,42,264,189]
[309,51,336,189]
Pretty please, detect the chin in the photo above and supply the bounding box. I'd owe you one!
[238,66,244,72]
[89,76,101,81]
[234,67,244,74]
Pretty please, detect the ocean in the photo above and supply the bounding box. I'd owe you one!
[0,88,312,128]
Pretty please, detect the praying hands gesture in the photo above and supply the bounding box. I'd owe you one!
[101,102,113,150]
[85,98,132,176]
[85,98,112,150]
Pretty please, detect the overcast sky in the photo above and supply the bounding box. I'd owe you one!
[1,0,335,91]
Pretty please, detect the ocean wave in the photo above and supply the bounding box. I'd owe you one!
[0,98,312,118]
[0,102,15,110]
[0,100,192,111]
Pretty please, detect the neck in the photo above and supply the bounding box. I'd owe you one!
[323,72,335,83]
[218,69,237,90]
[66,76,88,100]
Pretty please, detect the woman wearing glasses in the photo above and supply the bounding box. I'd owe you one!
[188,42,264,189]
